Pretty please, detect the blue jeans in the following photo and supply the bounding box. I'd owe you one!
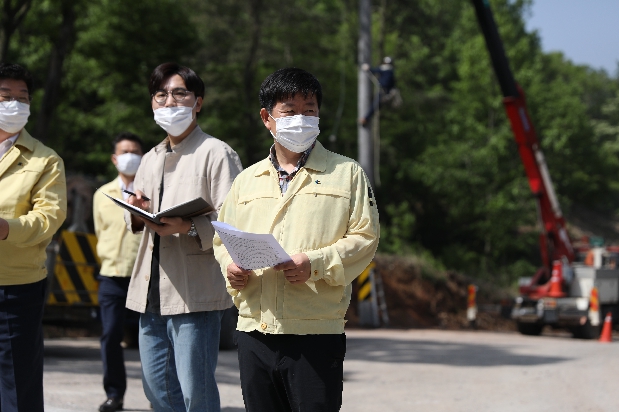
[139,310,223,412]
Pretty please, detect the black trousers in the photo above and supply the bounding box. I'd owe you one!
[0,278,46,412]
[98,276,131,400]
[237,331,346,412]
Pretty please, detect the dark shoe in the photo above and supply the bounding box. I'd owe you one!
[99,398,123,412]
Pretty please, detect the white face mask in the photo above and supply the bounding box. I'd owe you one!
[115,153,142,176]
[0,101,30,134]
[270,114,320,153]
[153,101,197,137]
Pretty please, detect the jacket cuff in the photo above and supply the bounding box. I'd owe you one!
[4,218,23,244]
[221,255,238,296]
[192,215,214,251]
[221,254,235,273]
[305,249,324,281]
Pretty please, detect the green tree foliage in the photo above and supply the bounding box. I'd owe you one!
[184,0,357,166]
[591,82,619,195]
[376,0,619,282]
[9,0,198,175]
[3,0,619,284]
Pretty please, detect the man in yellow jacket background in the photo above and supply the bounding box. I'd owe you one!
[93,132,144,412]
[214,68,380,412]
[0,63,67,412]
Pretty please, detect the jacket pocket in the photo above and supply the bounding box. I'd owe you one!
[0,168,45,217]
[233,271,262,318]
[297,186,351,199]
[287,186,351,248]
[282,279,346,320]
[236,192,278,230]
[238,191,278,205]
[184,254,226,304]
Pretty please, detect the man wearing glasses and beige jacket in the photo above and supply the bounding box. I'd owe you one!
[124,62,242,412]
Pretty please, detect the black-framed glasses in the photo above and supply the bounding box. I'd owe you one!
[152,88,193,104]
[0,94,30,105]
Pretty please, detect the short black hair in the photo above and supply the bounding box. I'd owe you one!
[112,131,144,154]
[259,68,322,113]
[0,63,34,96]
[148,62,205,99]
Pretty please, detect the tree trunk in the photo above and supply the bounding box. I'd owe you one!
[33,0,76,142]
[242,0,262,165]
[0,0,33,62]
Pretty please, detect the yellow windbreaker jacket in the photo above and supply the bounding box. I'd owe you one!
[93,179,141,277]
[214,141,380,334]
[0,129,67,285]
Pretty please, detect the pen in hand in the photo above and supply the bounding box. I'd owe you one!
[123,189,151,202]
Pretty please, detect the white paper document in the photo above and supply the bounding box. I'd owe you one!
[212,221,291,270]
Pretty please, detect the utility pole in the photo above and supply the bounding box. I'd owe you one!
[358,0,374,187]
[357,0,380,328]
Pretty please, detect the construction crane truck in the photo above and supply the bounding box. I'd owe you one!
[472,0,619,338]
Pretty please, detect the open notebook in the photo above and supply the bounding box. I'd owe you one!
[104,193,214,225]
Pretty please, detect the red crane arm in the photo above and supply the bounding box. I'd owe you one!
[471,0,575,273]
[503,89,575,268]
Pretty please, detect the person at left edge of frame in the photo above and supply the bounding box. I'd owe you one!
[0,62,67,412]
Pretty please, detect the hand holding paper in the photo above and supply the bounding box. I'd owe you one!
[274,253,311,284]
[212,221,291,270]
[226,262,252,291]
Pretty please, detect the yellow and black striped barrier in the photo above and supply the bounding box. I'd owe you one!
[357,261,380,327]
[357,261,376,302]
[47,231,100,306]
[357,261,389,327]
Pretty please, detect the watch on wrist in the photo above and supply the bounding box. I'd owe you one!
[187,219,198,237]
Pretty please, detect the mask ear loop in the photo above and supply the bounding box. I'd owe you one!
[190,97,199,122]
[268,113,278,138]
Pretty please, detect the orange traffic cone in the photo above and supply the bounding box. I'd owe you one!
[548,260,566,298]
[599,312,613,343]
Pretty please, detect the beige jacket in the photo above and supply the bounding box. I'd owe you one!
[93,178,141,277]
[0,129,67,285]
[125,126,242,315]
[214,141,380,334]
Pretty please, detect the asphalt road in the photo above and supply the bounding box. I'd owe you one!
[44,328,619,412]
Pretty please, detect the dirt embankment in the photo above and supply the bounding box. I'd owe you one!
[46,252,514,340]
[345,254,516,331]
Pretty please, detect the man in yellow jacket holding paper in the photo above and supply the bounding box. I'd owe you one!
[214,68,380,412]
[0,63,67,412]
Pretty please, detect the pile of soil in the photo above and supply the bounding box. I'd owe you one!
[345,254,516,332]
[44,252,518,338]
[342,206,619,331]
